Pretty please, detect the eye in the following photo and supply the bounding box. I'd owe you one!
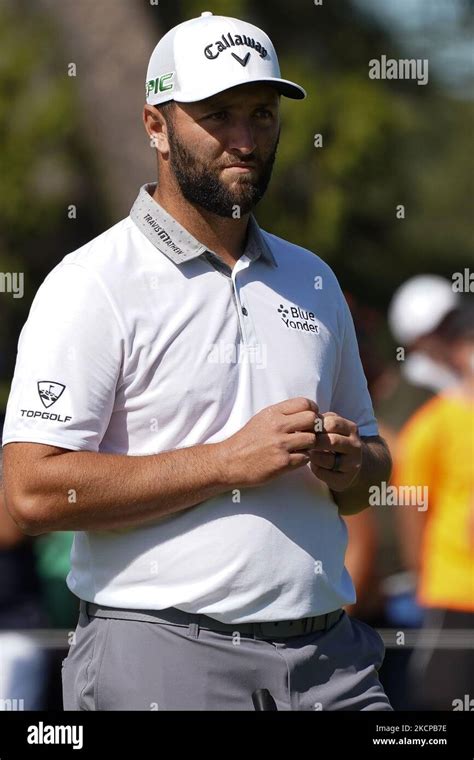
[255,109,274,119]
[206,111,228,121]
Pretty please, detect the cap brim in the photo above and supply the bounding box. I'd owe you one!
[170,76,306,103]
[263,77,306,100]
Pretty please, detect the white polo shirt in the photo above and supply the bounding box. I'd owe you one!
[3,182,378,623]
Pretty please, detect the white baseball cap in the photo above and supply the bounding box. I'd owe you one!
[388,275,459,345]
[145,11,306,105]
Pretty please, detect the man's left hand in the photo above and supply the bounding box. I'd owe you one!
[308,412,362,492]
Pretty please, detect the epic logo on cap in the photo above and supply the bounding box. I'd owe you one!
[146,72,175,98]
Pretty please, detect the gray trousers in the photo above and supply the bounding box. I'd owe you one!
[62,602,393,711]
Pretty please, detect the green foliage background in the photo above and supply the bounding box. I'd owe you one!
[0,3,106,408]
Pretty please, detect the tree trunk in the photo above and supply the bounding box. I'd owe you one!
[38,0,159,218]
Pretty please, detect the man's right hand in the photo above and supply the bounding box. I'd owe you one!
[217,397,319,488]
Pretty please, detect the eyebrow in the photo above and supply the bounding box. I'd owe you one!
[201,100,279,111]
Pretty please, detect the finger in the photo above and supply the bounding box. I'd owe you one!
[320,413,355,436]
[312,432,353,452]
[310,464,349,488]
[311,463,361,491]
[277,397,319,416]
[281,410,318,433]
[309,451,349,471]
[287,431,317,451]
[288,451,311,468]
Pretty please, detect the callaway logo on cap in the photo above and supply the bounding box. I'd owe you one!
[145,10,306,105]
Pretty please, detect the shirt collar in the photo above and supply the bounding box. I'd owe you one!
[130,182,277,268]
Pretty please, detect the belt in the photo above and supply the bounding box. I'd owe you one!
[82,600,344,640]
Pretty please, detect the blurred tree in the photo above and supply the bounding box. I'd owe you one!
[0,1,105,408]
[0,0,161,407]
[39,0,159,216]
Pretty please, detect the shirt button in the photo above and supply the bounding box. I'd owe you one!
[241,306,248,316]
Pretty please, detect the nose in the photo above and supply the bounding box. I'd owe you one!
[226,117,257,156]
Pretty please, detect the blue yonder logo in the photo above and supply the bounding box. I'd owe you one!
[277,303,319,334]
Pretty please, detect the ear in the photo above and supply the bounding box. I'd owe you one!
[142,104,170,155]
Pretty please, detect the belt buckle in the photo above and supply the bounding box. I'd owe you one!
[252,622,266,640]
[253,621,276,640]
[254,621,288,640]
[253,620,303,639]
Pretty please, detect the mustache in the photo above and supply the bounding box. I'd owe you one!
[220,132,280,171]
[220,158,258,168]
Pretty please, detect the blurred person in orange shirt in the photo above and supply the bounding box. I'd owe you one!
[367,276,461,628]
[393,304,474,710]
[344,280,466,710]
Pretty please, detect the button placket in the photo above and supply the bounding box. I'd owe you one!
[231,257,253,346]
[230,279,247,345]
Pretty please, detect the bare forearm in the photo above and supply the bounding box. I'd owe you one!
[5,443,230,534]
[332,438,392,516]
[4,396,324,535]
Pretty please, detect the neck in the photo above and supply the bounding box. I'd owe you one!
[152,179,250,265]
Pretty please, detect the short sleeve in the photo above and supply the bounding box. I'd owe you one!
[2,262,124,452]
[392,400,438,490]
[330,294,379,437]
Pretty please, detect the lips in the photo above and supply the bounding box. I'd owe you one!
[225,163,256,170]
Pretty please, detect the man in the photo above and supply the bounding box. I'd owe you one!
[382,275,460,433]
[361,275,462,708]
[2,12,392,711]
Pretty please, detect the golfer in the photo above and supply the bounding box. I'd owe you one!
[2,12,393,711]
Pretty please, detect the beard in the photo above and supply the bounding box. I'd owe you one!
[165,120,280,218]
